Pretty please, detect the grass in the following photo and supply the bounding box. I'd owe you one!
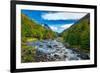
[21,44,37,63]
[27,38,38,42]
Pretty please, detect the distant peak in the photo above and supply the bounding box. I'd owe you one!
[42,24,51,30]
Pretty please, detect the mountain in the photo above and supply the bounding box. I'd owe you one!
[61,13,90,52]
[42,24,51,30]
[21,13,57,42]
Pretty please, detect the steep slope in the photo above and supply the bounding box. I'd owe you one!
[61,13,90,52]
[21,13,57,41]
[42,24,51,30]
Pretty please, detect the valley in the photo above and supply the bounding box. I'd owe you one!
[21,13,90,63]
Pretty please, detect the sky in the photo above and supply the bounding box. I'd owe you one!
[21,10,87,33]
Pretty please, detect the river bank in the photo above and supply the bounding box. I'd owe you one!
[25,39,90,62]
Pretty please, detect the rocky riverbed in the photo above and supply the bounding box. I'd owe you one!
[27,39,90,62]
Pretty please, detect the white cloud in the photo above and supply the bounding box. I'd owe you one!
[49,26,58,31]
[61,23,73,29]
[49,23,74,33]
[42,12,87,20]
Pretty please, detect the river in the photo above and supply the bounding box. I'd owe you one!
[27,39,90,62]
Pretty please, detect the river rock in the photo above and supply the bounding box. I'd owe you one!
[27,39,90,62]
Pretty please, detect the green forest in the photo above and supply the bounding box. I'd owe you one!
[21,14,57,41]
[61,14,90,53]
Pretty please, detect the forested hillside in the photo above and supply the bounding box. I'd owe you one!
[61,14,90,53]
[21,14,57,42]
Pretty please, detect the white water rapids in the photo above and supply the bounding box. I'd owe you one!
[27,39,89,61]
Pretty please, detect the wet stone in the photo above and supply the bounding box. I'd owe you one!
[27,39,90,62]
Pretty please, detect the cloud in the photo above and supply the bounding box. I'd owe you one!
[49,26,58,31]
[42,12,87,20]
[49,23,74,33]
[61,23,73,29]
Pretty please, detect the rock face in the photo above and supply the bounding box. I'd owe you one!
[27,39,90,62]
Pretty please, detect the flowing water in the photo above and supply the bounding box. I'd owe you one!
[27,39,90,62]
